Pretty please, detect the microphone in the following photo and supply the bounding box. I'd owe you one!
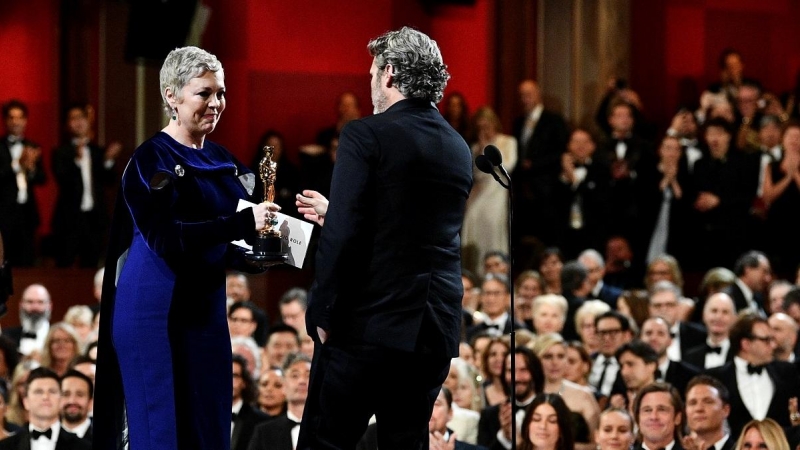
[483,144,510,184]
[475,155,508,189]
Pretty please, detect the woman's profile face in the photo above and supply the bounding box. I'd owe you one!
[563,346,589,384]
[173,70,226,137]
[528,402,560,450]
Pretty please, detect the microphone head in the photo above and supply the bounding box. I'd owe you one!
[484,145,503,166]
[475,154,495,174]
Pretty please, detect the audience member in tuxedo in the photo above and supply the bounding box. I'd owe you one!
[538,248,564,295]
[0,99,46,267]
[745,116,783,252]
[762,122,800,277]
[707,313,800,434]
[603,236,641,290]
[357,387,488,450]
[256,368,286,419]
[480,338,510,407]
[682,375,735,450]
[554,128,611,258]
[574,300,611,355]
[466,274,522,342]
[648,281,707,361]
[0,367,90,450]
[768,313,799,363]
[461,106,517,277]
[2,283,51,357]
[41,323,81,377]
[264,324,300,370]
[231,354,269,450]
[725,251,772,316]
[59,369,93,442]
[249,130,301,219]
[511,80,569,253]
[514,271,545,331]
[732,419,792,450]
[225,272,269,346]
[665,108,704,176]
[228,302,260,341]
[595,408,636,450]
[690,118,756,269]
[442,92,471,142]
[560,260,593,341]
[518,393,575,450]
[589,311,634,401]
[632,382,685,450]
[595,77,655,139]
[578,249,623,308]
[644,316,701,394]
[599,100,653,241]
[636,136,695,268]
[684,293,736,370]
[531,295,567,336]
[531,333,601,450]
[563,342,593,392]
[51,102,121,268]
[247,353,311,450]
[609,340,659,412]
[477,347,544,449]
[767,280,793,316]
[617,289,651,331]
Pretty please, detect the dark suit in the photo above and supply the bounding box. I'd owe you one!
[662,359,700,398]
[598,135,653,241]
[300,98,472,450]
[683,342,733,370]
[357,423,487,450]
[707,360,800,436]
[0,426,91,450]
[465,315,523,342]
[246,416,297,450]
[50,140,116,267]
[0,135,46,267]
[677,321,708,359]
[232,403,270,450]
[593,282,623,308]
[633,440,684,450]
[553,158,611,259]
[511,109,568,257]
[723,282,764,315]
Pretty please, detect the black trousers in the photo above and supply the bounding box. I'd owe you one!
[298,339,450,450]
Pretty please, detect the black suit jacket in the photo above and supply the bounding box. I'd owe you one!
[0,426,91,450]
[595,283,623,308]
[553,157,612,253]
[678,321,708,359]
[465,315,523,343]
[306,99,473,357]
[247,416,296,450]
[357,423,487,450]
[662,359,700,398]
[722,282,765,315]
[232,403,270,450]
[633,440,684,450]
[683,342,733,370]
[706,360,800,435]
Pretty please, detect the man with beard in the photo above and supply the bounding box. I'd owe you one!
[632,382,685,450]
[477,347,544,449]
[639,317,700,397]
[60,369,93,441]
[2,283,51,356]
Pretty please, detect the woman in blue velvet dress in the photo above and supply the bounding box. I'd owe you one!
[94,47,278,450]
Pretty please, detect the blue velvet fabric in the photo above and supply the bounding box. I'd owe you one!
[94,132,259,450]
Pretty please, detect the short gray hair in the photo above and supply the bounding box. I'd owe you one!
[368,27,450,103]
[159,46,223,116]
[650,280,681,301]
[578,249,605,269]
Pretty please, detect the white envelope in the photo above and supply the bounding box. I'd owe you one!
[233,199,314,269]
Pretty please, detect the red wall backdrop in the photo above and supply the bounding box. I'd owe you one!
[631,0,800,128]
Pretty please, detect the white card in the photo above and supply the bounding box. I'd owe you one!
[233,199,314,269]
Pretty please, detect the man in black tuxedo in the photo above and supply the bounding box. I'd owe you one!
[684,293,736,370]
[769,312,799,363]
[683,375,735,450]
[248,353,311,450]
[60,370,93,442]
[640,317,700,398]
[511,79,569,253]
[466,274,523,342]
[578,249,622,308]
[51,102,121,268]
[298,27,472,450]
[0,99,46,267]
[648,280,706,361]
[0,367,90,450]
[231,354,268,450]
[589,311,633,400]
[725,251,771,315]
[2,283,52,356]
[477,347,544,449]
[632,382,685,450]
[707,313,800,436]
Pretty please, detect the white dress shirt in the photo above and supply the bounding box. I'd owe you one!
[73,140,94,212]
[29,422,60,450]
[287,410,302,450]
[62,417,91,439]
[589,354,619,396]
[8,136,28,204]
[734,356,773,420]
[666,323,682,361]
[520,104,543,149]
[19,319,49,356]
[483,312,508,337]
[642,440,676,450]
[704,338,730,369]
[231,399,243,438]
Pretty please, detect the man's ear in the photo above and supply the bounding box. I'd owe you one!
[384,64,394,88]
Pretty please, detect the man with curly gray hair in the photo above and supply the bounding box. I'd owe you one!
[297,27,473,450]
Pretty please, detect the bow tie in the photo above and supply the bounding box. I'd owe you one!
[31,428,52,440]
[705,345,722,354]
[21,331,37,339]
[7,136,21,145]
[289,418,301,427]
[483,323,501,330]
[747,363,766,375]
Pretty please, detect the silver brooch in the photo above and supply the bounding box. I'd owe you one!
[175,165,185,177]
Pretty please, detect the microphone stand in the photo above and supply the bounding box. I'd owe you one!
[501,168,516,450]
